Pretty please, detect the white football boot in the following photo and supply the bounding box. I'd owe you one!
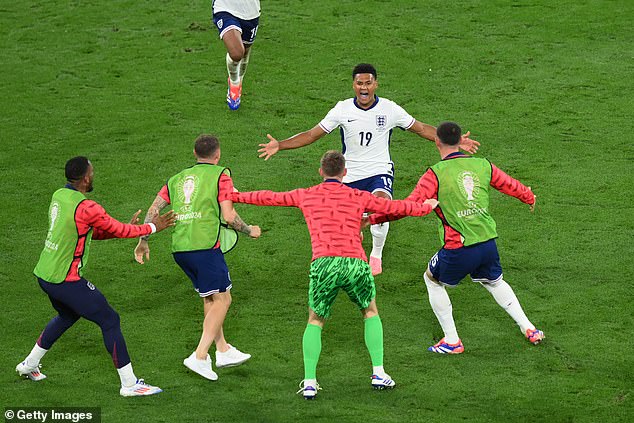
[371,373,396,389]
[120,379,162,397]
[16,361,47,381]
[297,379,321,400]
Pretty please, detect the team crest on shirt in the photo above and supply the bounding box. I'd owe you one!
[177,175,199,213]
[375,115,387,129]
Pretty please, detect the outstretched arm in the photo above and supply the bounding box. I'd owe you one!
[408,120,480,154]
[490,164,536,210]
[258,125,327,160]
[231,190,301,208]
[369,169,439,225]
[81,201,158,240]
[364,192,437,220]
[407,120,437,141]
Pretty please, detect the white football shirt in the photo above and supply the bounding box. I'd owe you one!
[318,97,415,183]
[213,0,261,20]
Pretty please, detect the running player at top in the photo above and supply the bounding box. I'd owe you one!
[212,0,261,110]
[231,150,438,399]
[258,63,479,276]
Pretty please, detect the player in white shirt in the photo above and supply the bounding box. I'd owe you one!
[258,64,479,275]
[212,0,261,110]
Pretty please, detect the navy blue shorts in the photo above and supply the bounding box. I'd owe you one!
[428,239,503,286]
[173,248,232,297]
[345,174,394,197]
[213,11,259,45]
[38,278,117,323]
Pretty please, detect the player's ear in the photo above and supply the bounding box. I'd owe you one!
[319,168,324,178]
[343,169,347,177]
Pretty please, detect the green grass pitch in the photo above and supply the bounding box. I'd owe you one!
[1,1,632,422]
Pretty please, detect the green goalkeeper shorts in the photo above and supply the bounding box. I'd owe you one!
[308,256,376,318]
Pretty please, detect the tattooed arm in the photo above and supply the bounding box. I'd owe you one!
[134,194,170,264]
[140,195,170,241]
[220,200,261,238]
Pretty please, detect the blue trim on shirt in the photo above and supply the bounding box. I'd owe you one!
[64,183,78,191]
[442,151,470,160]
[340,127,346,154]
[353,95,380,111]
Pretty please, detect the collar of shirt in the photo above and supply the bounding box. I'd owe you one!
[64,183,78,191]
[353,95,380,111]
[323,178,342,183]
[442,151,469,160]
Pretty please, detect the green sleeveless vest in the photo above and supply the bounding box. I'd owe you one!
[34,188,92,283]
[167,164,237,253]
[431,157,498,247]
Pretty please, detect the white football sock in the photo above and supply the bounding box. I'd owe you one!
[373,365,385,376]
[424,272,460,344]
[25,343,48,367]
[117,362,137,388]
[370,222,389,259]
[482,279,534,333]
[226,53,241,85]
[304,378,317,387]
[239,48,251,82]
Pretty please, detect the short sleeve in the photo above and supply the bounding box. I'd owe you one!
[218,173,235,202]
[157,185,170,204]
[390,101,415,130]
[318,102,343,134]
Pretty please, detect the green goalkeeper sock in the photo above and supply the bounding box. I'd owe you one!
[302,324,322,380]
[364,315,384,366]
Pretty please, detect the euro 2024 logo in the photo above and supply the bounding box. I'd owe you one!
[47,202,60,239]
[457,171,480,217]
[178,175,199,213]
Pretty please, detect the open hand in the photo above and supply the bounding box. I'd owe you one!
[459,131,480,154]
[258,134,280,160]
[153,210,176,232]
